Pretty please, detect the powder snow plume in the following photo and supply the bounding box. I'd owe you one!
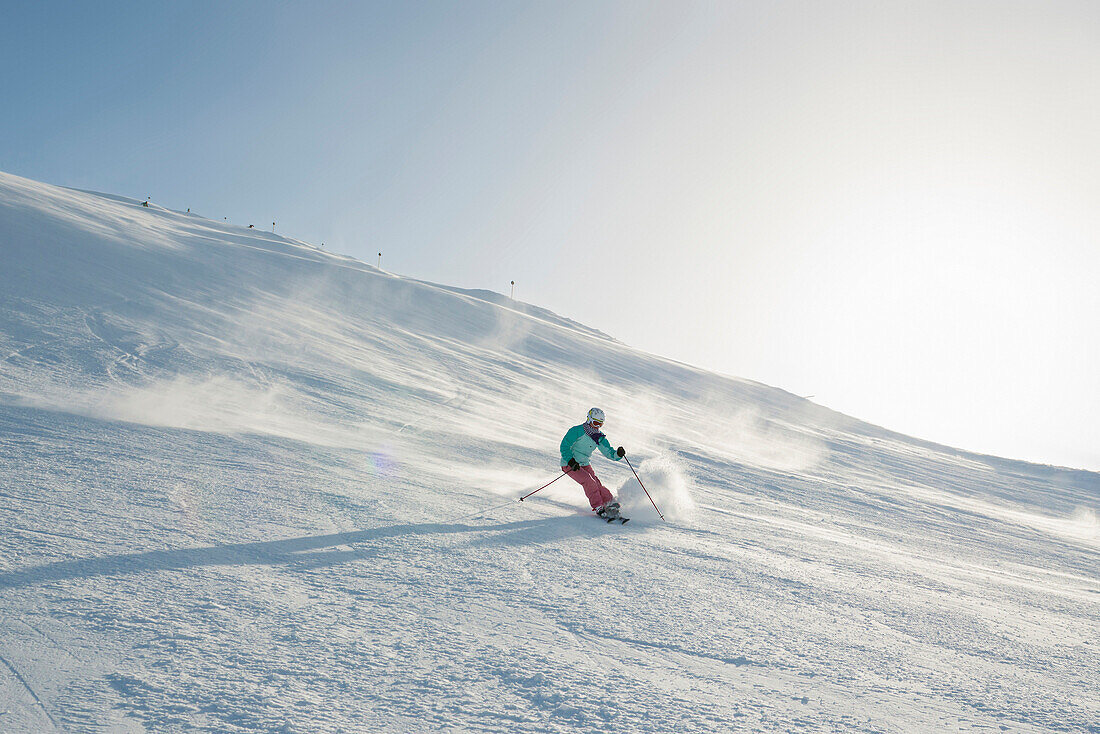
[616,454,696,522]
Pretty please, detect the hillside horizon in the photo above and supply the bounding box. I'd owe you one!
[5,169,1089,474]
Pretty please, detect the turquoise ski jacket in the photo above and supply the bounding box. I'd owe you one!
[560,422,621,467]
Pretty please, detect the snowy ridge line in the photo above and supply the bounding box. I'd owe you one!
[65,176,624,351]
[416,281,618,343]
[63,175,378,273]
[81,178,625,350]
[404,275,632,349]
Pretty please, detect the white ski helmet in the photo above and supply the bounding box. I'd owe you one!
[587,407,605,424]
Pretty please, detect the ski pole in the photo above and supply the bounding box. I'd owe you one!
[519,471,567,502]
[625,457,664,520]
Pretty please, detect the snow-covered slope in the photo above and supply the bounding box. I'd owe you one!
[1,170,1097,733]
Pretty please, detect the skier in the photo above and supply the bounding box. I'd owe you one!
[560,408,627,519]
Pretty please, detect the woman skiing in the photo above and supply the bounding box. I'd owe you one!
[560,408,626,518]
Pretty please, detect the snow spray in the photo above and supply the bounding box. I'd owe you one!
[617,455,695,522]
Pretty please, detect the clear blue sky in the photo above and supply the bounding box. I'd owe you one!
[3,1,1098,470]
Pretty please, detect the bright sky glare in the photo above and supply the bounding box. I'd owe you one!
[2,1,1098,470]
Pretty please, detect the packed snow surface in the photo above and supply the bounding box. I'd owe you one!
[1,170,1097,732]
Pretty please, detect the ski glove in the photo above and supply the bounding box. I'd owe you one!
[567,458,581,471]
[617,446,626,458]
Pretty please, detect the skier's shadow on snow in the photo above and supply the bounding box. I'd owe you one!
[0,518,594,589]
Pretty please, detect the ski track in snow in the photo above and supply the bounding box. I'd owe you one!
[0,650,60,730]
[1,170,1098,732]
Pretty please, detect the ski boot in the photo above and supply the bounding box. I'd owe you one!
[596,501,621,520]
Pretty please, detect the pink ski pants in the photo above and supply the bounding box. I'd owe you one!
[562,465,613,510]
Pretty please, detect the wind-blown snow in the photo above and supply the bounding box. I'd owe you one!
[1,170,1097,732]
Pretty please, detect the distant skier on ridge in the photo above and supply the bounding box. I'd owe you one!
[560,408,627,521]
